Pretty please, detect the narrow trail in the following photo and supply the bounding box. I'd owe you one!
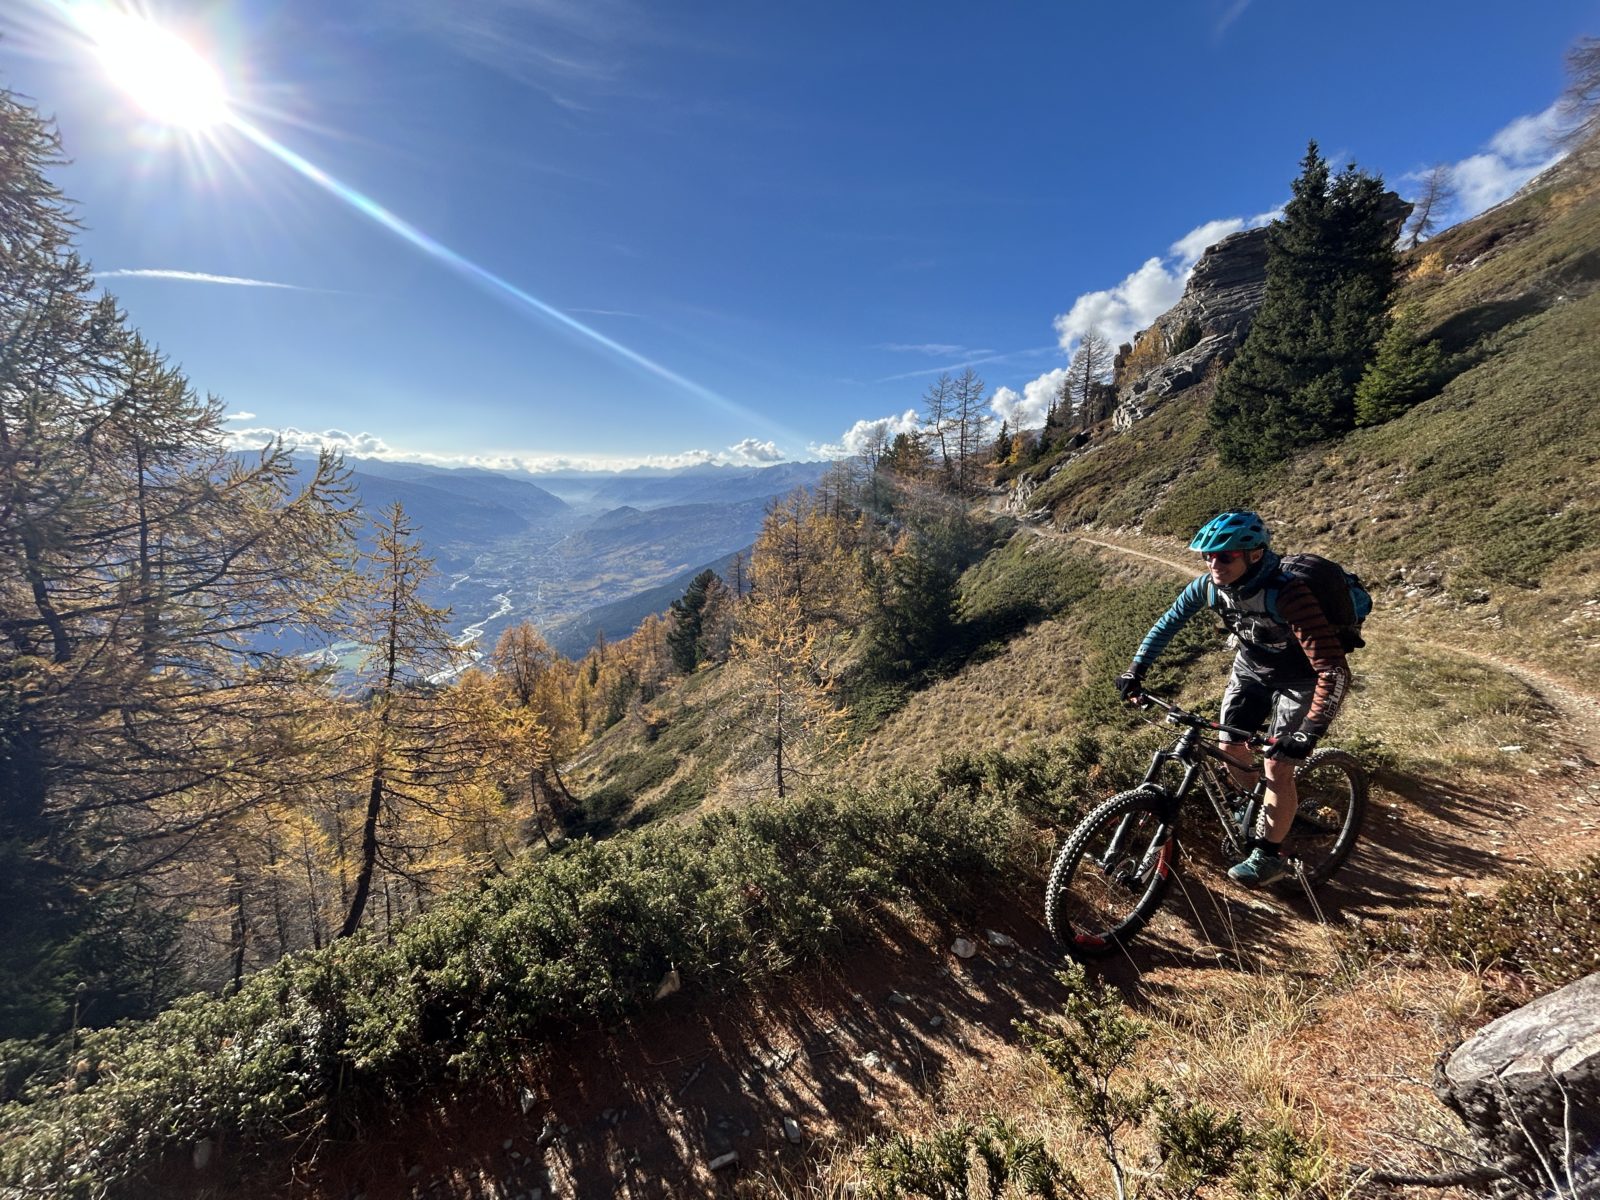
[1029,523,1600,740]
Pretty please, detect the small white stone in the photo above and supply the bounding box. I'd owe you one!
[709,1151,739,1171]
[984,929,1017,948]
[951,937,977,959]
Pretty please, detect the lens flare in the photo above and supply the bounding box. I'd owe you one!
[231,120,783,434]
[61,3,792,440]
[72,4,230,129]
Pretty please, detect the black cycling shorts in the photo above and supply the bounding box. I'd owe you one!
[1218,672,1313,744]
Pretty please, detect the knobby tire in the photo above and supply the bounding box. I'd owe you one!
[1045,787,1176,958]
[1278,747,1368,886]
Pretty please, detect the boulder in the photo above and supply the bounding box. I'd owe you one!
[1436,971,1600,1197]
[1112,191,1411,424]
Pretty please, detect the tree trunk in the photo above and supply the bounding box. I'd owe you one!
[339,767,383,938]
[228,856,247,994]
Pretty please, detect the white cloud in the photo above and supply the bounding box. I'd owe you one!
[1215,0,1251,37]
[224,411,257,422]
[1050,209,1278,356]
[1170,218,1247,265]
[1052,257,1185,353]
[1414,101,1570,233]
[95,269,310,289]
[809,409,923,459]
[223,425,800,472]
[725,437,783,464]
[990,368,1070,431]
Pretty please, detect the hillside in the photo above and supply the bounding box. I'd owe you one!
[8,127,1600,1200]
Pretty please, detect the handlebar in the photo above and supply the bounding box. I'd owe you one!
[1131,692,1273,752]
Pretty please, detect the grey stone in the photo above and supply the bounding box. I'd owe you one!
[519,1087,538,1115]
[1437,971,1600,1196]
[784,1117,803,1144]
[1111,190,1411,428]
[709,1151,739,1171]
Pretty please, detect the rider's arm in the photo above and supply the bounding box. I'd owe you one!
[1277,578,1350,736]
[1131,574,1210,670]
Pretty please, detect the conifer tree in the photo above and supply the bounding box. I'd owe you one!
[727,593,846,799]
[0,88,357,1033]
[340,502,467,937]
[667,569,721,673]
[993,420,1013,464]
[1209,142,1398,469]
[1354,304,1447,426]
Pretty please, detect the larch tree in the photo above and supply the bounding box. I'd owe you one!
[1066,328,1112,430]
[0,88,358,1035]
[727,593,847,800]
[1404,164,1455,249]
[489,621,580,813]
[339,502,469,938]
[1558,35,1600,148]
[951,368,989,495]
[921,373,956,486]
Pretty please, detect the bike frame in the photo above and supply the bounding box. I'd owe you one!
[1106,695,1272,868]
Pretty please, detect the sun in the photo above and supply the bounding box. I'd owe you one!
[72,5,230,129]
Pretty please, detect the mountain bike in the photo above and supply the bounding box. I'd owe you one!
[1044,693,1368,958]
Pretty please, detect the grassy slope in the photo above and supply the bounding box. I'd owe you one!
[1025,159,1600,691]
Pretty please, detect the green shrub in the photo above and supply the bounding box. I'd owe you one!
[863,1116,1069,1199]
[1360,854,1600,989]
[0,774,1032,1196]
[1167,316,1203,356]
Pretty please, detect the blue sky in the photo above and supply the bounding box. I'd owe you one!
[3,0,1595,470]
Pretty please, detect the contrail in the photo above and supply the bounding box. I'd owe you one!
[229,117,790,439]
[95,268,308,288]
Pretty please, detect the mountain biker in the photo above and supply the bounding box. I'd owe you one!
[1114,511,1351,887]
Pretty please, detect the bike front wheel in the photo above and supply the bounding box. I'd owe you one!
[1278,747,1368,885]
[1045,787,1176,957]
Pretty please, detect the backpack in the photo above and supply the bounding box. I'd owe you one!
[1268,553,1372,652]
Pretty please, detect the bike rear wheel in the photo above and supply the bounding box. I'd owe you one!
[1045,787,1176,957]
[1278,747,1367,885]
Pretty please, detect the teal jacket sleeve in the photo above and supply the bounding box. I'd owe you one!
[1132,574,1209,669]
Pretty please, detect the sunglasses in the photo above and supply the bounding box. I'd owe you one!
[1200,550,1245,564]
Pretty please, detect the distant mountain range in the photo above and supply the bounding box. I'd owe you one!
[272,454,831,659]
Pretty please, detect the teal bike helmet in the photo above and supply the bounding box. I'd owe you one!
[1188,510,1270,552]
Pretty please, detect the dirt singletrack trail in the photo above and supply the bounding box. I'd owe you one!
[1042,524,1600,739]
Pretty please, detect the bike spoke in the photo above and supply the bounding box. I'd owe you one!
[1047,791,1175,954]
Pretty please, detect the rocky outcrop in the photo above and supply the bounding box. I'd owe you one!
[1112,192,1411,428]
[1435,970,1600,1197]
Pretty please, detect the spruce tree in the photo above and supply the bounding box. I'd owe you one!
[667,569,719,673]
[1210,142,1398,469]
[1354,304,1447,426]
